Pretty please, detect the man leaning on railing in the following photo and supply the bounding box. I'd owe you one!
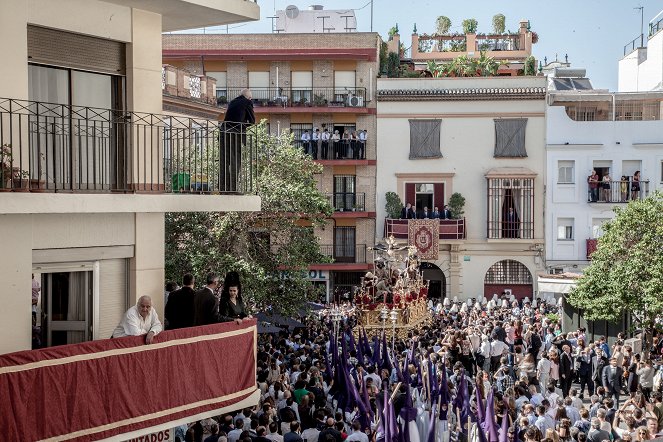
[221,89,255,193]
[112,295,162,345]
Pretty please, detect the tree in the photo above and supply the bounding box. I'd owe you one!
[448,192,465,219]
[386,52,401,78]
[567,192,663,356]
[385,191,403,219]
[165,122,333,315]
[492,14,506,34]
[435,16,451,35]
[462,18,478,34]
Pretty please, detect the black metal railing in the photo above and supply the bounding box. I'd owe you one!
[219,87,367,108]
[293,138,366,160]
[0,98,258,194]
[325,192,366,212]
[650,16,663,37]
[319,244,367,264]
[623,34,644,56]
[587,179,649,203]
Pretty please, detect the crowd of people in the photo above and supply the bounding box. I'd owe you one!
[168,292,663,442]
[299,128,367,160]
[400,203,454,220]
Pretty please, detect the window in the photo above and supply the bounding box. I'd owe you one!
[334,70,356,101]
[248,71,270,100]
[484,260,533,284]
[290,123,313,152]
[557,218,574,240]
[409,119,442,159]
[558,160,575,184]
[333,227,356,263]
[487,177,534,239]
[291,71,313,104]
[333,175,357,211]
[494,118,527,157]
[415,183,434,213]
[591,218,610,238]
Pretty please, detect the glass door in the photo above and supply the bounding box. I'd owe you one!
[41,271,92,347]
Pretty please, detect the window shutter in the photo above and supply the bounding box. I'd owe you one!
[494,118,527,157]
[433,183,445,209]
[409,119,442,159]
[405,183,416,207]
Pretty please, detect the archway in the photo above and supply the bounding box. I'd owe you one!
[483,259,533,300]
[419,261,446,300]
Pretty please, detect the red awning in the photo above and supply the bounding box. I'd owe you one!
[0,320,258,441]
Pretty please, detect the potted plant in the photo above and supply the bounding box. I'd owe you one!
[462,18,478,35]
[313,94,327,107]
[352,202,361,212]
[12,168,30,191]
[385,191,403,219]
[492,14,506,34]
[448,192,466,219]
[0,144,13,191]
[216,95,228,106]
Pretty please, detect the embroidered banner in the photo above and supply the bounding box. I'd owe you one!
[0,320,258,441]
[408,219,439,260]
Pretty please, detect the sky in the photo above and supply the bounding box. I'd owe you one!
[183,0,663,91]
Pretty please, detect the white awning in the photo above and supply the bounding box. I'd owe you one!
[537,277,578,294]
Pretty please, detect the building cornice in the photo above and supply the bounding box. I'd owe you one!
[377,87,546,101]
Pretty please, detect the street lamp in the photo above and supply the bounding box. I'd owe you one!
[389,309,398,354]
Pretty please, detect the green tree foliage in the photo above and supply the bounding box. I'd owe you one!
[385,191,403,219]
[388,24,399,40]
[567,192,663,352]
[435,16,451,35]
[492,14,506,34]
[462,18,478,34]
[523,55,537,76]
[448,192,466,219]
[386,52,401,78]
[426,52,505,77]
[165,122,333,315]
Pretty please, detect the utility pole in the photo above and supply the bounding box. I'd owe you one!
[635,6,644,47]
[370,0,374,32]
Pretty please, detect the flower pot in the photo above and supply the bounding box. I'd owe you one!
[12,178,29,191]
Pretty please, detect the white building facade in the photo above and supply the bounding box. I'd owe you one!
[545,83,663,272]
[376,77,547,301]
[618,9,663,92]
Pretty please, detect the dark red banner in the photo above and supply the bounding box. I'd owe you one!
[0,320,258,441]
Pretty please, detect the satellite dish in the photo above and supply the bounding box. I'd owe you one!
[285,5,299,19]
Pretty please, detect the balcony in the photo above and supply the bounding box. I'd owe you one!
[319,244,367,264]
[0,320,259,441]
[586,180,650,203]
[218,87,367,110]
[623,34,644,56]
[325,192,370,214]
[384,218,466,240]
[0,98,258,196]
[293,139,370,164]
[586,238,598,260]
[475,34,522,51]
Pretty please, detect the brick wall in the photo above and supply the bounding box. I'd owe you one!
[227,61,248,88]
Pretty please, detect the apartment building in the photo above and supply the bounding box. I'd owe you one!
[545,68,663,273]
[376,76,547,301]
[162,29,380,301]
[618,9,663,92]
[0,0,260,355]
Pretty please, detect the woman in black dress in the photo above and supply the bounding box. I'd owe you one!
[218,271,252,324]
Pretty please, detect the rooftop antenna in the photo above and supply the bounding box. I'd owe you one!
[635,6,644,48]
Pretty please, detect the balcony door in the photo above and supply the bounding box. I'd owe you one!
[333,175,356,211]
[334,227,356,263]
[28,64,125,191]
[41,270,93,347]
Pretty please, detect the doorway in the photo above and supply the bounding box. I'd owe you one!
[39,270,93,347]
[419,262,446,300]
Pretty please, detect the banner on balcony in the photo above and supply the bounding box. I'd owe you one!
[408,219,439,260]
[0,320,259,442]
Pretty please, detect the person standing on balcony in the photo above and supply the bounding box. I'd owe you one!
[342,130,351,159]
[631,171,641,200]
[601,172,612,202]
[400,202,416,219]
[587,170,599,202]
[112,295,162,344]
[321,128,330,160]
[432,206,441,219]
[419,206,431,219]
[331,130,341,159]
[222,89,255,193]
[300,130,311,157]
[350,130,359,159]
[193,273,222,326]
[442,205,452,220]
[358,129,367,160]
[165,273,196,330]
[311,128,320,160]
[218,271,252,324]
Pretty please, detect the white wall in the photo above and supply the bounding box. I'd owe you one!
[545,104,663,267]
[618,30,663,92]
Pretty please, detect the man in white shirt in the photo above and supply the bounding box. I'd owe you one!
[490,339,509,372]
[345,422,369,442]
[112,295,162,344]
[321,129,331,159]
[301,131,311,157]
[311,129,320,160]
[301,426,320,442]
[267,422,284,442]
[228,419,244,442]
[357,130,367,159]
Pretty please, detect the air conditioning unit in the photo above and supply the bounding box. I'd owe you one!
[347,95,364,107]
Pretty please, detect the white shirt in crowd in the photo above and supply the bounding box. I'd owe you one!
[228,428,244,442]
[358,131,367,141]
[321,131,331,141]
[345,430,369,442]
[111,305,162,338]
[267,433,284,442]
[301,132,311,141]
[490,340,509,357]
[301,428,320,442]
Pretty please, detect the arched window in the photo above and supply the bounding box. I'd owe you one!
[484,260,532,284]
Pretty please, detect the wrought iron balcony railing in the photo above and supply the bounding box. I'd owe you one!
[319,244,367,264]
[324,192,366,212]
[586,179,649,203]
[219,87,367,108]
[293,138,367,160]
[0,98,258,194]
